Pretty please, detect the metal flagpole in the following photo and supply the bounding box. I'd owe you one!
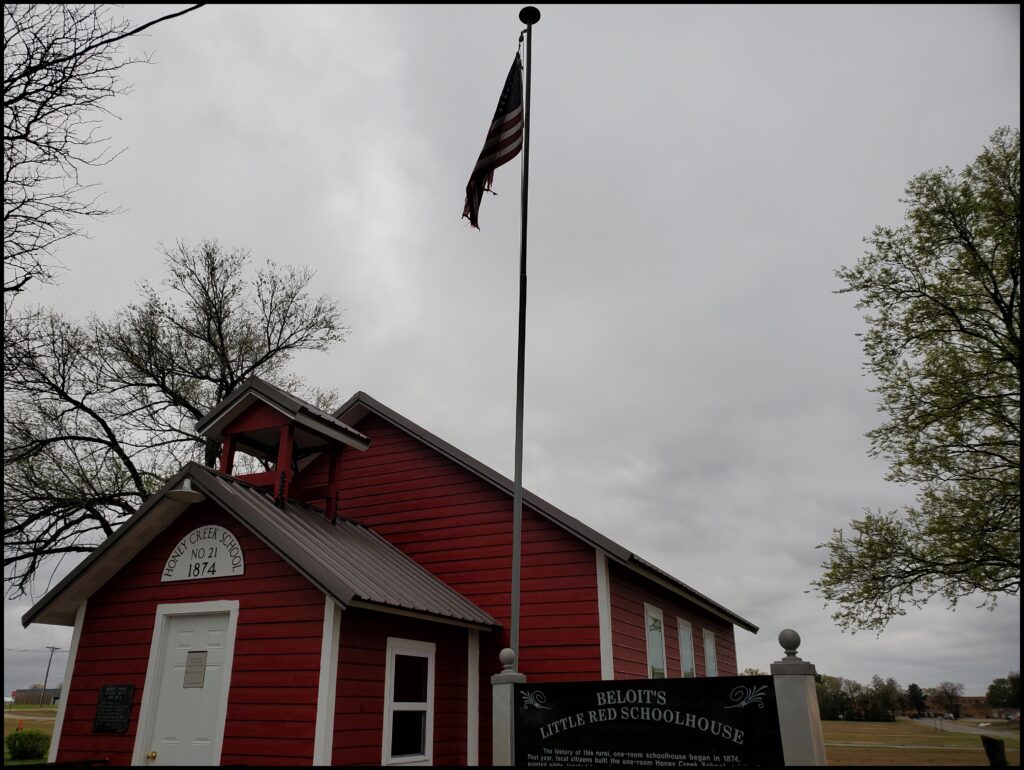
[510,4,540,668]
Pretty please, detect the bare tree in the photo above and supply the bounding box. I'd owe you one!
[3,4,203,297]
[3,239,346,597]
[933,681,965,716]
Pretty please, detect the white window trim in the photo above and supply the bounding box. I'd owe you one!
[132,600,239,766]
[643,603,666,679]
[703,629,718,677]
[677,618,696,679]
[382,637,435,766]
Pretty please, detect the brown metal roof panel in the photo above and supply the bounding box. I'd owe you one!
[195,468,496,627]
[24,463,496,630]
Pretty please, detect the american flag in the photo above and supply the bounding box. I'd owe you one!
[463,53,524,229]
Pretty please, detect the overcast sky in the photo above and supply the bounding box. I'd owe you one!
[5,4,1020,700]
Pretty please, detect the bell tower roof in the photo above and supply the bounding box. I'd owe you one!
[196,376,370,464]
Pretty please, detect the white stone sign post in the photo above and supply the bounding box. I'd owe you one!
[493,629,828,766]
[492,648,527,766]
[771,629,827,765]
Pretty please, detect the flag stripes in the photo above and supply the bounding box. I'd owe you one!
[463,53,524,229]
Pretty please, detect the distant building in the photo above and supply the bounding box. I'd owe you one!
[13,688,61,706]
[924,693,1008,719]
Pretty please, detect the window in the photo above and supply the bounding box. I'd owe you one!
[703,629,718,677]
[382,638,435,765]
[644,604,666,679]
[677,619,696,678]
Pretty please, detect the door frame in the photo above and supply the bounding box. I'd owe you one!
[131,600,240,766]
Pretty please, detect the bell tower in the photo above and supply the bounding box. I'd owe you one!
[194,377,370,517]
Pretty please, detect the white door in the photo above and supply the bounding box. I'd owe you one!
[140,611,232,766]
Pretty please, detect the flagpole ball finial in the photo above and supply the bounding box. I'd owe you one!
[519,6,540,24]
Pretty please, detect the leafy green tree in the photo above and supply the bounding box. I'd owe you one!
[865,675,902,721]
[813,126,1021,632]
[840,678,868,720]
[815,675,852,720]
[1008,671,1021,707]
[986,671,1021,709]
[906,683,927,716]
[3,239,345,596]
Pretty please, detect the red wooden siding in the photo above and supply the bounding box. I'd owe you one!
[302,414,602,679]
[607,560,736,680]
[332,608,468,766]
[298,413,603,761]
[223,400,289,434]
[57,505,325,766]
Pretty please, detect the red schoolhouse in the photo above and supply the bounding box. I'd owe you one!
[24,377,757,766]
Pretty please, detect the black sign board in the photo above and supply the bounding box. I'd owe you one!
[92,684,134,734]
[514,676,784,767]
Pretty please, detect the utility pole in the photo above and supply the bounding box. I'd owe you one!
[40,646,59,707]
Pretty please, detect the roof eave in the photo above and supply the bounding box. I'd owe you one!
[196,378,369,450]
[347,599,499,632]
[620,556,759,634]
[22,464,199,627]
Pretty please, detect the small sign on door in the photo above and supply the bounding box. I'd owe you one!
[183,651,208,688]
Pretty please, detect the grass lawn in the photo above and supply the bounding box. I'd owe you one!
[2,709,1019,765]
[824,718,1021,766]
[4,708,55,766]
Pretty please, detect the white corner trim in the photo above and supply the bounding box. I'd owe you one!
[595,551,614,680]
[314,597,343,765]
[467,630,479,765]
[47,602,87,763]
[131,600,239,766]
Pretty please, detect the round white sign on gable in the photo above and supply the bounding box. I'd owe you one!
[161,525,245,582]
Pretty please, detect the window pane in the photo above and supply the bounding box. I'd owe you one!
[646,610,665,679]
[703,630,718,677]
[393,654,428,703]
[391,710,426,757]
[679,622,696,678]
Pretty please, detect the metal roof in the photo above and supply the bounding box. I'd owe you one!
[195,376,370,452]
[336,392,759,634]
[23,463,497,631]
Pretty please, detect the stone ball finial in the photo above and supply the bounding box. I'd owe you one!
[779,629,801,658]
[499,647,517,672]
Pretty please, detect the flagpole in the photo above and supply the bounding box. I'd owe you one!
[510,4,539,670]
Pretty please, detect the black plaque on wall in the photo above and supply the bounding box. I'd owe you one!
[514,676,784,767]
[92,684,134,734]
